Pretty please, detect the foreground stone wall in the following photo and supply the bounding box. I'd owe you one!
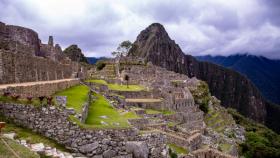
[0,50,80,84]
[0,79,79,97]
[0,103,167,157]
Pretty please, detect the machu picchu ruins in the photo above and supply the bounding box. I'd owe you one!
[0,20,249,158]
[0,1,280,158]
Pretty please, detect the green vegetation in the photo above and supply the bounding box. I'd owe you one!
[228,108,280,158]
[85,93,139,128]
[168,143,188,155]
[0,137,39,158]
[86,79,145,91]
[189,81,210,113]
[219,143,232,153]
[54,85,89,113]
[96,60,106,70]
[145,109,175,115]
[0,95,50,106]
[205,108,235,133]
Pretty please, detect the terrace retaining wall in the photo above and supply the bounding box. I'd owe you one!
[0,103,167,158]
[0,79,79,97]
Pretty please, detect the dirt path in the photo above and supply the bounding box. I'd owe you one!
[0,78,79,90]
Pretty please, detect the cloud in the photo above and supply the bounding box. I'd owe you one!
[0,0,280,59]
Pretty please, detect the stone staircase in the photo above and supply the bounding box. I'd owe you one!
[92,64,117,80]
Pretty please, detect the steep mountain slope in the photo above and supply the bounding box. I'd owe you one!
[196,54,280,105]
[63,44,88,63]
[128,23,280,133]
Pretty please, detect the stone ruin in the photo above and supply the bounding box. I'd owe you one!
[0,21,88,84]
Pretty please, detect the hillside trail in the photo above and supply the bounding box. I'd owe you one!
[0,78,79,90]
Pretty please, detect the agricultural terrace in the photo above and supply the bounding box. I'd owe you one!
[86,79,146,91]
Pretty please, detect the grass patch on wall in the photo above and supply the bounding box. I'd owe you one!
[86,79,145,91]
[168,143,188,155]
[0,137,40,158]
[145,109,175,115]
[0,116,67,152]
[54,85,89,113]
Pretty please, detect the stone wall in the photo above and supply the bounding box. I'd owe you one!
[126,101,165,110]
[0,50,80,84]
[0,22,40,56]
[182,148,236,158]
[0,103,167,158]
[0,79,79,97]
[78,91,92,123]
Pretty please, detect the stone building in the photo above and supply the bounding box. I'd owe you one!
[0,21,88,84]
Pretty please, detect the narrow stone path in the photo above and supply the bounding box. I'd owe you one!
[0,78,79,90]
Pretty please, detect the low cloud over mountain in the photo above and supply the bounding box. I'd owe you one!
[1,0,280,58]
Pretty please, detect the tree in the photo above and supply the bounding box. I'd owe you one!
[111,40,132,57]
[124,74,130,88]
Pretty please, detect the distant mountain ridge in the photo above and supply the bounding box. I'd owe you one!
[87,57,107,64]
[196,54,280,105]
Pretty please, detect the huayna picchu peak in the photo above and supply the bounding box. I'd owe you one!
[1,4,280,157]
[129,23,271,124]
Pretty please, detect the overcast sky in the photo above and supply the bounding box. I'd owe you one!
[1,0,280,59]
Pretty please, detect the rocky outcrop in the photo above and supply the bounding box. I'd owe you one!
[63,44,89,63]
[128,23,267,126]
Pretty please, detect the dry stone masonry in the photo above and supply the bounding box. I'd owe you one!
[0,103,167,158]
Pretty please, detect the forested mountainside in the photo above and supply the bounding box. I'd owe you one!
[196,54,280,105]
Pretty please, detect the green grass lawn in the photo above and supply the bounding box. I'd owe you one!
[145,109,175,115]
[86,79,145,91]
[85,93,139,128]
[54,85,89,113]
[168,143,188,155]
[0,137,39,158]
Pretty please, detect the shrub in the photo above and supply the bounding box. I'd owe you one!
[3,92,11,97]
[96,61,106,70]
[46,96,53,105]
[11,94,20,101]
[168,148,178,158]
[38,96,45,104]
[26,96,33,103]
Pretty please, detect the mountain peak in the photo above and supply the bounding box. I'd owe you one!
[129,23,184,67]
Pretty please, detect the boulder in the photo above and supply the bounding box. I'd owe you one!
[79,142,99,154]
[125,141,149,158]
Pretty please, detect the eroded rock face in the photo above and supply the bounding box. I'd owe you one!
[129,23,267,124]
